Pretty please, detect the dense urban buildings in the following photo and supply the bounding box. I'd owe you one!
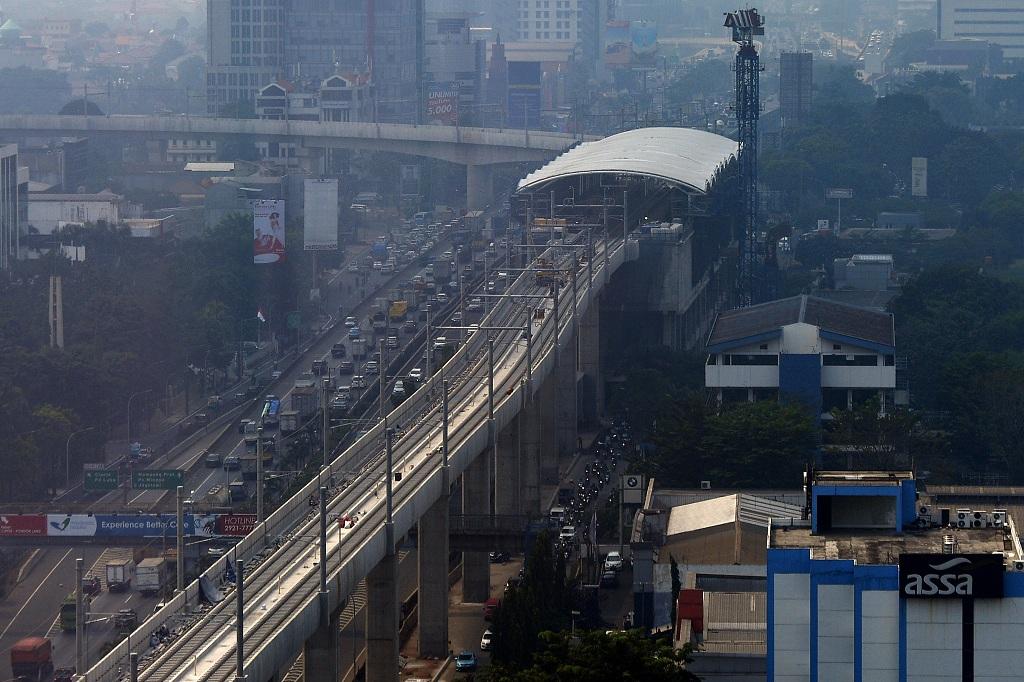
[205,0,422,122]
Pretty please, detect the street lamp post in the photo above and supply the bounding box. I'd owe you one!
[66,426,95,490]
[127,389,153,442]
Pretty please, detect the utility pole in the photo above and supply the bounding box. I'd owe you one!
[319,486,329,627]
[75,558,84,675]
[425,306,432,392]
[176,485,185,593]
[384,428,395,551]
[256,423,265,523]
[322,377,330,469]
[442,379,450,466]
[378,339,386,423]
[235,559,245,682]
[129,652,139,682]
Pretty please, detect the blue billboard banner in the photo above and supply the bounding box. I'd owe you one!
[45,513,224,537]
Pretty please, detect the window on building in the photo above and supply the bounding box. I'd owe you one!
[759,343,769,350]
[822,354,878,367]
[833,343,842,350]
[726,354,779,366]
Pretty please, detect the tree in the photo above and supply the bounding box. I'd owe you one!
[485,630,699,682]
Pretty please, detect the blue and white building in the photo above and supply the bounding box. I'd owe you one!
[705,295,897,415]
[768,469,1024,682]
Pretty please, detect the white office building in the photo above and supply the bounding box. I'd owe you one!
[939,0,1024,62]
[705,295,897,415]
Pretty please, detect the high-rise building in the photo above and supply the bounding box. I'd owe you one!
[0,144,20,270]
[206,0,422,123]
[779,52,812,126]
[938,0,1024,62]
[424,11,486,123]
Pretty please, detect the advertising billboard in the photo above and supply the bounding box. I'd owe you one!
[426,82,459,126]
[303,179,339,251]
[899,553,1004,598]
[0,515,47,537]
[253,199,286,264]
[631,22,658,61]
[606,21,631,67]
[214,514,258,537]
[508,88,541,129]
[911,157,928,197]
[46,514,99,537]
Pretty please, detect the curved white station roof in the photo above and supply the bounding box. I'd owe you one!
[518,127,738,195]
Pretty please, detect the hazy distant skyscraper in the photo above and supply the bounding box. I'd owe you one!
[938,0,1024,62]
[206,0,422,123]
[779,52,812,126]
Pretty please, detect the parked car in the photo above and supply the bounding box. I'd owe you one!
[483,597,500,621]
[604,551,624,572]
[454,651,478,672]
[488,551,510,564]
[480,630,494,651]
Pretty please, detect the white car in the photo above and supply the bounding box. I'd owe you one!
[409,367,423,382]
[347,263,360,273]
[480,629,494,651]
[344,316,358,328]
[436,293,449,304]
[364,361,379,375]
[351,375,368,389]
[604,551,624,572]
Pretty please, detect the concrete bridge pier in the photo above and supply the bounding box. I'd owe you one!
[461,452,491,602]
[466,164,494,212]
[537,375,559,485]
[303,608,341,682]
[417,477,450,658]
[556,344,578,459]
[495,416,520,515]
[578,299,603,426]
[519,389,542,515]
[365,549,400,682]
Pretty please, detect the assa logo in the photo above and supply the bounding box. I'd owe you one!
[898,553,1004,599]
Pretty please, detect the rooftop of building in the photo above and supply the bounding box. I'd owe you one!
[698,591,767,656]
[27,190,122,201]
[707,294,895,350]
[814,470,913,486]
[769,521,1012,565]
[667,493,803,536]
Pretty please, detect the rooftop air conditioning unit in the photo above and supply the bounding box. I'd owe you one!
[993,509,1007,528]
[942,534,955,554]
[700,480,711,490]
[957,509,971,528]
[919,505,930,516]
[973,511,989,528]
[1014,560,1024,572]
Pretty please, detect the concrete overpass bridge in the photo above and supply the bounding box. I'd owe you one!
[0,114,588,209]
[78,127,737,682]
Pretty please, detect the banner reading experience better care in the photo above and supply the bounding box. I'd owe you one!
[0,514,260,539]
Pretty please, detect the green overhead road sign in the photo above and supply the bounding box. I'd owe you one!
[84,470,119,491]
[131,470,185,490]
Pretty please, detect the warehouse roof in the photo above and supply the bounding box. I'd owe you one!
[517,126,738,195]
[707,295,895,350]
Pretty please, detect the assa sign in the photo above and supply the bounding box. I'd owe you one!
[899,554,1004,599]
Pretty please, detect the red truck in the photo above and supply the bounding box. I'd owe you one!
[10,637,53,681]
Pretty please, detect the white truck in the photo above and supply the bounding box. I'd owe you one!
[135,558,167,597]
[105,558,135,592]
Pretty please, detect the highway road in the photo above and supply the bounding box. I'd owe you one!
[0,222,490,678]
[113,234,617,682]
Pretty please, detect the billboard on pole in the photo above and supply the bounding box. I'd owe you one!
[253,199,286,263]
[426,83,459,126]
[0,515,47,537]
[303,179,339,251]
[911,157,928,197]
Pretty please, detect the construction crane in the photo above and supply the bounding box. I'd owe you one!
[724,8,766,305]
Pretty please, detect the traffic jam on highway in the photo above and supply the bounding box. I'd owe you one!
[110,219,608,682]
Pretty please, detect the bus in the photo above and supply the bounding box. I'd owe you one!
[59,594,78,632]
[262,396,281,429]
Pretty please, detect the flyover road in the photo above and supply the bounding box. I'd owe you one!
[102,235,626,682]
